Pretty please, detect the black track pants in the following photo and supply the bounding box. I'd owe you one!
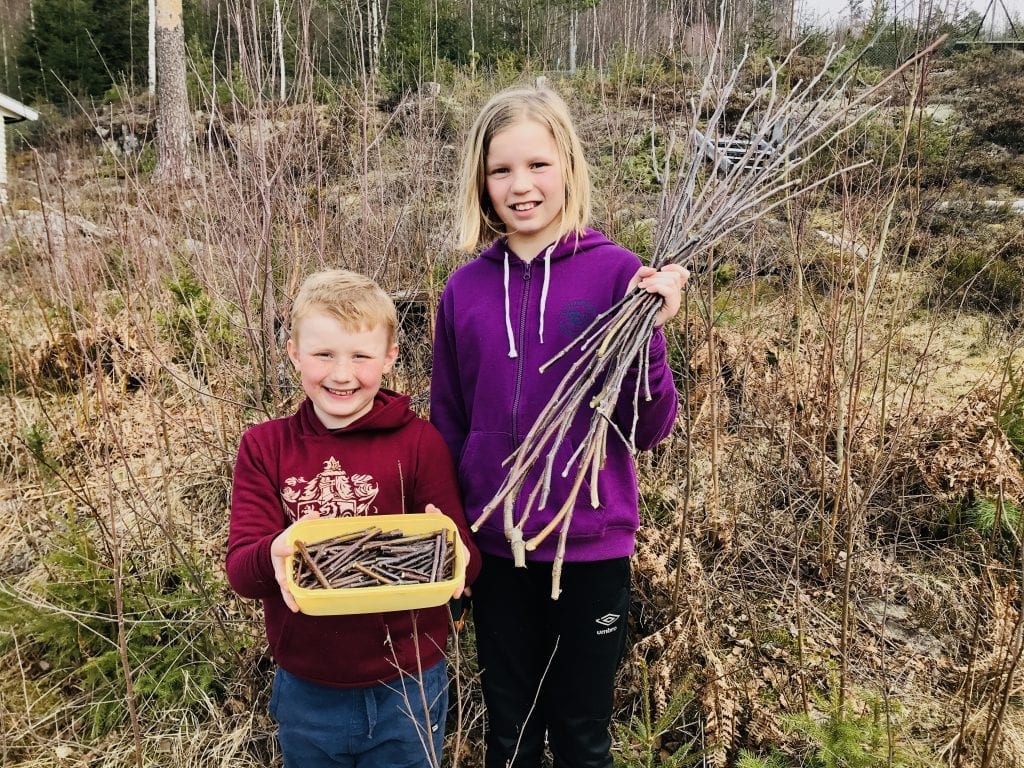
[471,553,631,768]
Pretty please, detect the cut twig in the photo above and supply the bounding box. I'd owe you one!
[295,540,332,588]
[292,528,455,589]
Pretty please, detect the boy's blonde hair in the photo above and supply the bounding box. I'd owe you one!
[457,86,591,252]
[290,269,398,346]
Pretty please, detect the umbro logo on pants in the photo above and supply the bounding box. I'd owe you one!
[595,613,620,634]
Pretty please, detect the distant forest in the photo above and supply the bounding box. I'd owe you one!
[0,0,1010,106]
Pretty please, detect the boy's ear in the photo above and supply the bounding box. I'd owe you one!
[382,343,399,373]
[286,338,300,369]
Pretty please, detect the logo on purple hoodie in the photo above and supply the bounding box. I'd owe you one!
[558,298,598,337]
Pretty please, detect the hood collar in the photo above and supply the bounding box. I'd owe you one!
[503,243,554,358]
[486,230,612,358]
[479,229,612,265]
[300,389,415,434]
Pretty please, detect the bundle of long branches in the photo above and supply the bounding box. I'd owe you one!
[473,33,946,598]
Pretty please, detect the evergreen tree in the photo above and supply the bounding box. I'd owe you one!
[15,0,148,104]
[94,0,149,90]
[749,0,781,56]
[478,0,545,62]
[382,0,469,91]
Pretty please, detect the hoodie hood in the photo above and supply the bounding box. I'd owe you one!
[480,229,619,358]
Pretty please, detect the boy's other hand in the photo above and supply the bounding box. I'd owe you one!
[630,264,689,327]
[271,512,321,613]
[425,503,469,599]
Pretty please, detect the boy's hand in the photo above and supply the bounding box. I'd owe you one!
[425,503,470,599]
[271,512,320,613]
[630,264,689,327]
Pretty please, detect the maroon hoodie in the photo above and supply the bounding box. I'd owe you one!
[226,390,480,688]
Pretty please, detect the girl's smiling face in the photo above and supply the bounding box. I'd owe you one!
[287,311,398,429]
[484,118,566,260]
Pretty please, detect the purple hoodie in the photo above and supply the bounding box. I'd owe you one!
[430,229,678,562]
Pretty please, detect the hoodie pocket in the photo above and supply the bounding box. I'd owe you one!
[520,435,606,540]
[272,610,388,683]
[460,430,607,539]
[458,431,516,523]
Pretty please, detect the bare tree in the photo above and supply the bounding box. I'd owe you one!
[469,0,477,73]
[155,0,193,182]
[148,0,156,95]
[274,0,286,100]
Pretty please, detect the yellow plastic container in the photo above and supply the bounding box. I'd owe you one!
[285,514,465,616]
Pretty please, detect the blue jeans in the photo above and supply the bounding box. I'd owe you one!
[269,661,448,768]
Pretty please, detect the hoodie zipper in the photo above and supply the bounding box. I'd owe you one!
[511,260,532,445]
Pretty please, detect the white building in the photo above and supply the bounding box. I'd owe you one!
[0,93,39,205]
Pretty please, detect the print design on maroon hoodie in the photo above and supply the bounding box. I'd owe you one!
[282,457,380,519]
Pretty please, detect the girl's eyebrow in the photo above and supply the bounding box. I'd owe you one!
[488,151,554,166]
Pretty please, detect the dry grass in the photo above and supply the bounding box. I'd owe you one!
[1,45,1024,768]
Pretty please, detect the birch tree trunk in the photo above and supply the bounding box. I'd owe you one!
[469,0,477,74]
[155,0,192,182]
[568,8,578,73]
[274,0,286,101]
[0,119,7,206]
[296,0,313,92]
[639,0,648,59]
[668,0,676,54]
[350,0,385,83]
[148,0,156,96]
[368,0,384,78]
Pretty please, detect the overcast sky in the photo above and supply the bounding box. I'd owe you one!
[795,0,1024,27]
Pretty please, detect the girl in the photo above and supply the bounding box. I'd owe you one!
[430,86,687,768]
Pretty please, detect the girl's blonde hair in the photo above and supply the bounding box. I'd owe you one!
[456,86,591,252]
[290,269,397,346]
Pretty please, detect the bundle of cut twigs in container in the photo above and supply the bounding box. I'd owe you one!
[472,31,947,599]
[292,527,455,589]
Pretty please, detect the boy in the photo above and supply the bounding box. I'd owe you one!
[226,269,480,768]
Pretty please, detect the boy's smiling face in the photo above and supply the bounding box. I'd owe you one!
[287,310,398,429]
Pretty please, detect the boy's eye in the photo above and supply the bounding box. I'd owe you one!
[488,167,509,176]
[531,162,549,170]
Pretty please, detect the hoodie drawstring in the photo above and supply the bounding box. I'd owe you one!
[539,244,554,344]
[503,243,557,358]
[503,252,518,358]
